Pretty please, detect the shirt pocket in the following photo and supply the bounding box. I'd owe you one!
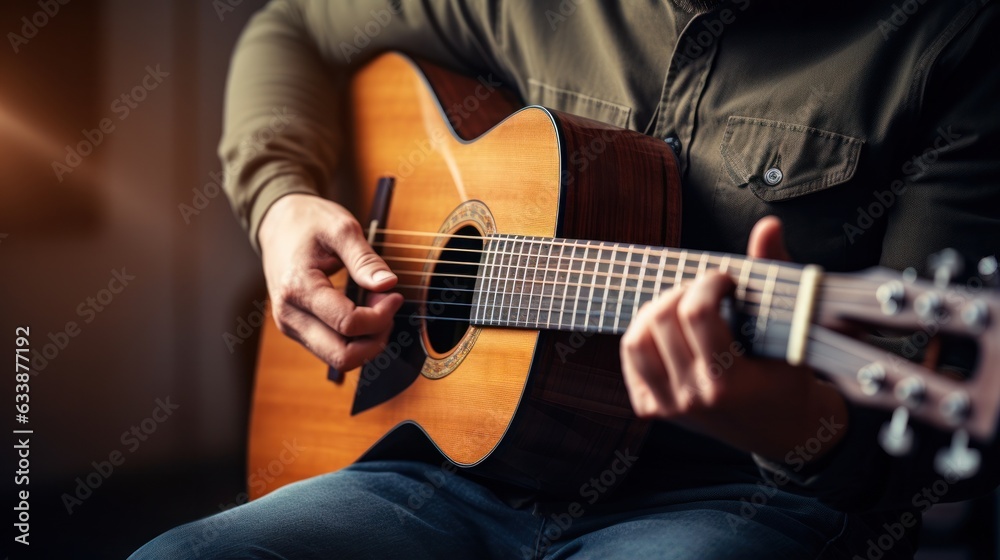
[718,116,864,202]
[527,79,632,129]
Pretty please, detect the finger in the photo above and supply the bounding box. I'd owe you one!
[647,287,695,374]
[292,269,403,338]
[676,272,736,361]
[621,323,674,417]
[279,304,391,371]
[747,216,792,261]
[322,219,398,291]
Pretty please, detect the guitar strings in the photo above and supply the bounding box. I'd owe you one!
[389,289,799,324]
[373,230,808,282]
[370,232,882,292]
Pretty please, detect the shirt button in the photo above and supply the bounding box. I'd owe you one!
[664,136,681,155]
[763,167,783,186]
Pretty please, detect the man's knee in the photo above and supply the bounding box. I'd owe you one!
[128,511,260,560]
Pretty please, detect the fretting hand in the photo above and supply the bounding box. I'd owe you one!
[620,216,848,463]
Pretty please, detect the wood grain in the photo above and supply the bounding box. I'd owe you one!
[247,53,682,499]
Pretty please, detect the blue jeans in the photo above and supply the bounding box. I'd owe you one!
[129,460,861,559]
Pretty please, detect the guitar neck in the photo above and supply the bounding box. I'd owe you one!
[470,234,816,361]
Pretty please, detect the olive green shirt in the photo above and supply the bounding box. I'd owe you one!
[220,0,1000,513]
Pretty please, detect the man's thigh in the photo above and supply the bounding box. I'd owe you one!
[538,484,850,560]
[128,460,537,560]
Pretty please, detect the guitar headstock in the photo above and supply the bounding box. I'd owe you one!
[809,252,999,479]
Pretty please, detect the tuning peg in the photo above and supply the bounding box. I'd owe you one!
[934,429,981,480]
[879,406,915,456]
[978,255,998,288]
[928,248,964,288]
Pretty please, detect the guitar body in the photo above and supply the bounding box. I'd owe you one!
[248,53,681,498]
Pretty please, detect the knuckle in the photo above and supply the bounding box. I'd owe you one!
[620,329,644,353]
[332,217,363,240]
[326,351,347,372]
[350,250,383,275]
[337,313,360,337]
[678,298,713,325]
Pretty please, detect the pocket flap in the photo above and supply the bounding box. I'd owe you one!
[720,116,864,202]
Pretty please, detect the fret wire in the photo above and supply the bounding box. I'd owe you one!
[582,241,596,331]
[737,259,752,303]
[719,255,731,275]
[545,239,559,329]
[503,235,524,326]
[612,245,633,333]
[754,263,780,344]
[599,245,616,333]
[569,240,582,331]
[697,252,709,278]
[674,250,687,288]
[526,239,541,327]
[484,238,498,324]
[493,238,505,322]
[632,246,651,323]
[513,238,527,326]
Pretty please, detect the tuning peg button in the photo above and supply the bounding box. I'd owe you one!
[961,300,989,332]
[914,292,945,323]
[894,376,926,408]
[857,363,887,396]
[935,429,981,480]
[978,255,998,287]
[939,391,971,426]
[875,281,905,315]
[929,248,964,288]
[879,406,915,457]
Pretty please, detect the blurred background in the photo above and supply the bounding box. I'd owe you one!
[1,1,269,557]
[0,1,996,558]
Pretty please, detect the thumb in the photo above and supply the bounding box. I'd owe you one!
[747,216,793,262]
[331,225,397,291]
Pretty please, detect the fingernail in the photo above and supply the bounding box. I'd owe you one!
[372,270,396,283]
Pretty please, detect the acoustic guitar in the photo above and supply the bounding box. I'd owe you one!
[247,52,1000,499]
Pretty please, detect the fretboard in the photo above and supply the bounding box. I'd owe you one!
[469,234,807,356]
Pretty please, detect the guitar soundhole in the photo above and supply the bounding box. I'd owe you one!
[425,225,483,355]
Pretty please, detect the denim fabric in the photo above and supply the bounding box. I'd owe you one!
[129,460,866,560]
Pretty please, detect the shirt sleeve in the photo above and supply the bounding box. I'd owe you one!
[218,0,510,252]
[754,2,1000,513]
